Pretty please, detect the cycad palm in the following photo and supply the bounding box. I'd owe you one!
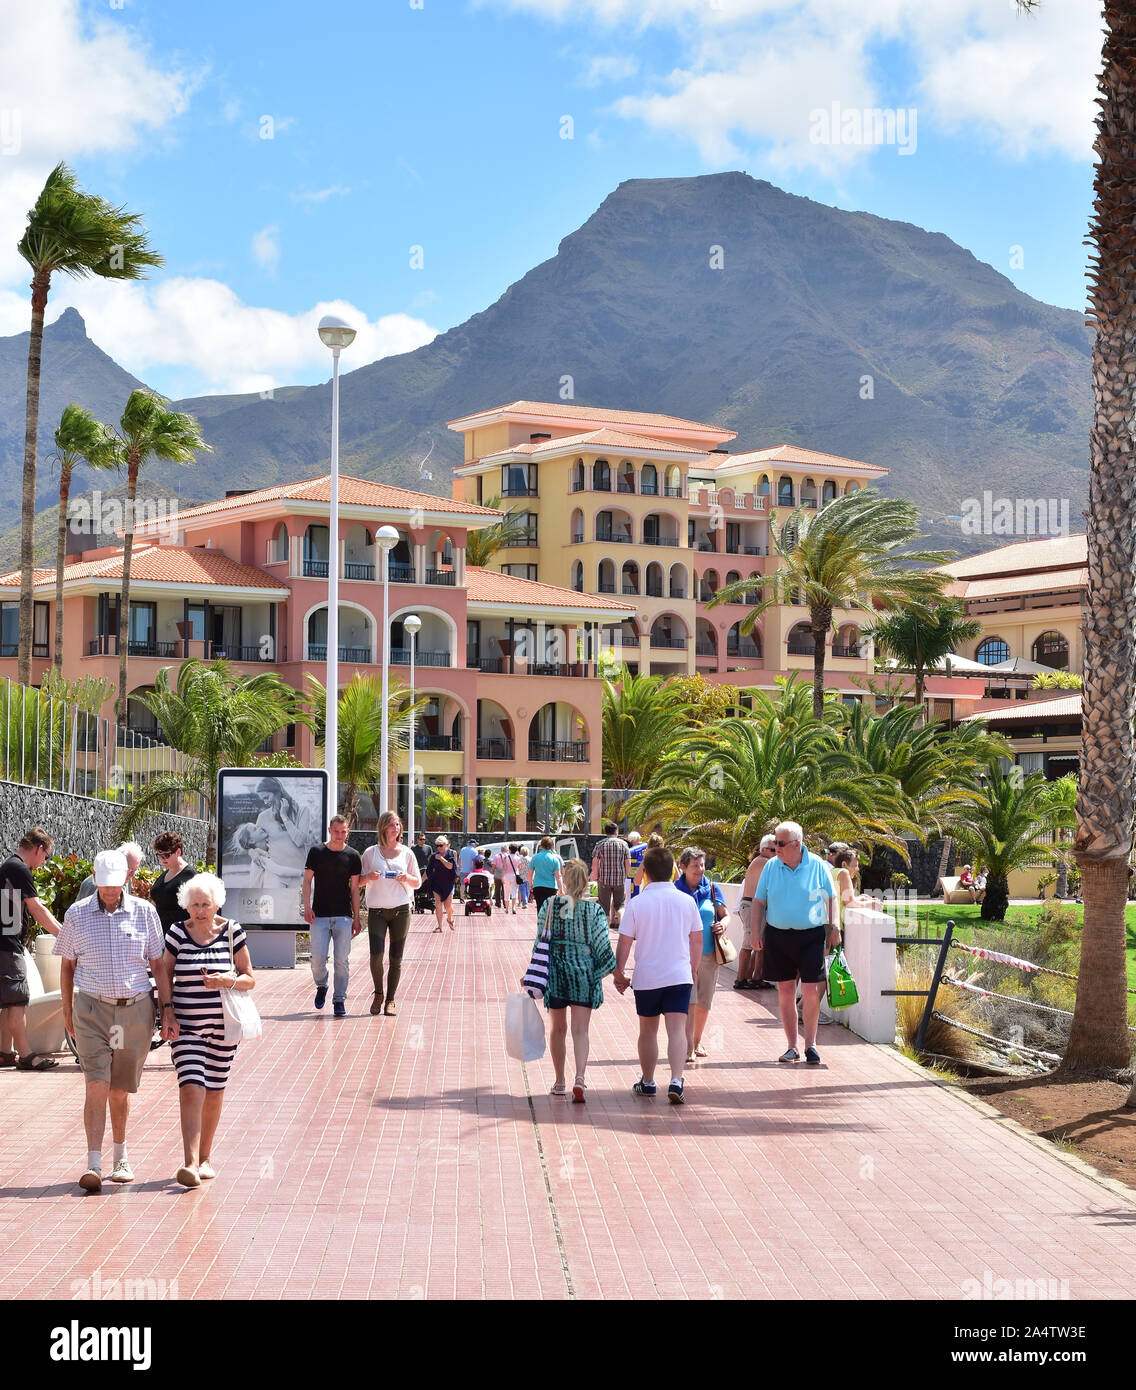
[709,489,953,719]
[601,665,692,790]
[16,163,162,683]
[862,598,984,710]
[116,660,305,860]
[464,497,532,567]
[106,391,211,718]
[50,404,117,673]
[969,760,1076,922]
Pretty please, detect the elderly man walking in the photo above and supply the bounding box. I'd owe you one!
[591,821,632,930]
[75,841,145,903]
[54,850,170,1191]
[751,821,840,1066]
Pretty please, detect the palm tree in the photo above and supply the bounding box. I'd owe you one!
[481,779,524,833]
[426,786,463,830]
[863,598,984,712]
[105,392,211,719]
[305,672,422,825]
[16,163,162,684]
[1040,774,1079,899]
[115,660,305,861]
[49,404,117,673]
[709,489,953,719]
[601,665,692,790]
[464,497,533,568]
[967,761,1076,923]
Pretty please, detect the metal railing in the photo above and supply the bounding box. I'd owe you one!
[389,562,416,583]
[650,636,687,649]
[306,644,372,663]
[528,740,589,762]
[477,737,513,760]
[416,733,461,751]
[390,649,451,667]
[643,536,679,547]
[344,561,375,580]
[426,568,457,586]
[303,558,330,578]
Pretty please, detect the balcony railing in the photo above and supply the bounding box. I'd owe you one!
[303,558,329,578]
[621,584,639,596]
[344,561,374,581]
[616,479,635,493]
[477,737,513,760]
[388,562,416,583]
[727,643,762,660]
[529,740,589,763]
[831,644,863,659]
[307,644,372,663]
[596,532,633,544]
[643,536,679,547]
[695,641,717,656]
[416,733,461,751]
[475,657,503,673]
[88,638,179,658]
[697,542,715,552]
[5,642,49,659]
[426,568,457,586]
[598,582,616,593]
[640,482,657,496]
[786,642,816,656]
[664,486,683,498]
[743,545,767,556]
[650,636,687,649]
[501,486,539,498]
[391,649,451,667]
[527,662,587,678]
[645,584,663,597]
[209,644,276,663]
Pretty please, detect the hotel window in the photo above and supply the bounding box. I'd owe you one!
[976,637,1010,666]
[501,564,538,581]
[1031,630,1069,670]
[504,513,538,547]
[0,601,49,659]
[501,463,537,497]
[641,464,658,496]
[592,459,611,491]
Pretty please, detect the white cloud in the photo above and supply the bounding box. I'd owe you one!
[291,184,353,206]
[486,0,1102,168]
[51,279,438,397]
[251,225,281,273]
[581,54,641,86]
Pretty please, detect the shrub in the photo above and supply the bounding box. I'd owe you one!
[895,954,983,1063]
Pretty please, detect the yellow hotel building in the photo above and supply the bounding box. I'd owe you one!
[448,400,891,692]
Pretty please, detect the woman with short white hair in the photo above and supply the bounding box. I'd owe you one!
[734,833,778,991]
[155,872,255,1188]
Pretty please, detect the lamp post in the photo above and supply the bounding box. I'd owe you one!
[375,524,400,812]
[404,613,422,839]
[317,315,356,822]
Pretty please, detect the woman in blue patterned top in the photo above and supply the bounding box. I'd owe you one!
[534,858,616,1103]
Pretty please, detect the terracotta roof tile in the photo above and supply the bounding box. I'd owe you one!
[448,400,732,434]
[478,428,710,462]
[963,693,1081,724]
[942,535,1087,580]
[464,566,632,611]
[0,545,286,592]
[953,567,1086,601]
[706,444,887,474]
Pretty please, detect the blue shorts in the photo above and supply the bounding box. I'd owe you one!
[633,983,692,1017]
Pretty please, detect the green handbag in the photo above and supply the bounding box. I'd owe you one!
[825,947,859,1010]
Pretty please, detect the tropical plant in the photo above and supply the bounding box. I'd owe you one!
[481,779,525,832]
[0,670,113,787]
[658,673,741,726]
[16,163,162,684]
[546,788,584,832]
[1032,670,1083,691]
[49,403,118,672]
[709,489,953,719]
[967,761,1077,923]
[601,665,692,789]
[1040,775,1078,899]
[102,392,210,718]
[115,660,305,860]
[425,786,463,828]
[464,497,533,567]
[306,673,423,826]
[862,598,984,711]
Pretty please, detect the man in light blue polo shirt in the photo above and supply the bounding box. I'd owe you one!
[752,820,840,1067]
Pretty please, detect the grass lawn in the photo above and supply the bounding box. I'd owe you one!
[879,900,1136,990]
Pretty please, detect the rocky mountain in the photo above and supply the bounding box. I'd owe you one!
[0,173,1091,563]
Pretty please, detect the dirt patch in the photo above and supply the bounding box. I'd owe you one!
[961,1074,1136,1190]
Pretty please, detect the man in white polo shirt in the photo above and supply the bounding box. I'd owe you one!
[751,820,840,1066]
[613,842,702,1104]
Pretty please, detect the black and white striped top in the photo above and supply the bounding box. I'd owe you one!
[164,919,248,1033]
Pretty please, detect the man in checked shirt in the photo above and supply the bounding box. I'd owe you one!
[54,849,171,1192]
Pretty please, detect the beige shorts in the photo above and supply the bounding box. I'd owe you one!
[73,991,153,1092]
[694,951,718,1010]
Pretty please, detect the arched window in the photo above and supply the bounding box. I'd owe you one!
[699,569,720,603]
[757,474,770,496]
[976,637,1010,666]
[571,560,584,593]
[593,458,611,491]
[727,623,761,659]
[571,459,585,492]
[669,564,688,599]
[822,480,837,505]
[645,562,664,597]
[271,522,288,562]
[1032,630,1069,670]
[570,508,584,544]
[664,466,683,498]
[777,475,794,506]
[787,623,815,655]
[641,464,658,497]
[800,478,817,508]
[621,560,640,595]
[617,459,635,494]
[844,480,859,495]
[597,559,616,594]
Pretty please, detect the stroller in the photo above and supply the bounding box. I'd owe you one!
[464,870,493,917]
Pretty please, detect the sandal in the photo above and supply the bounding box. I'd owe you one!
[550,1081,567,1097]
[572,1078,587,1103]
[16,1053,58,1071]
[694,1043,709,1058]
[0,1051,17,1067]
[686,1050,696,1064]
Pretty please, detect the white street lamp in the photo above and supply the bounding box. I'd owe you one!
[375,524,400,812]
[317,315,356,823]
[404,613,422,839]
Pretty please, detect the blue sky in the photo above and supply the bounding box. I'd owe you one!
[0,0,1100,398]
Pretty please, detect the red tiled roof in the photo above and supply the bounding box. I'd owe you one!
[156,475,503,527]
[962,694,1081,724]
[952,567,1086,601]
[709,444,887,474]
[477,428,710,462]
[448,400,733,435]
[464,566,632,611]
[0,545,286,591]
[943,535,1087,580]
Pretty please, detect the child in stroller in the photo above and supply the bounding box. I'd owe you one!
[463,858,493,917]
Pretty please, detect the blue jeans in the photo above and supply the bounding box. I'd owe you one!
[311,916,353,1003]
[519,881,530,905]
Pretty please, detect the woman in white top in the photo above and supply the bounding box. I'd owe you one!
[494,844,521,915]
[359,811,421,1017]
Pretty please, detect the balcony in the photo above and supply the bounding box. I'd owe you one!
[529,740,589,763]
[650,636,687,650]
[389,562,416,583]
[598,582,616,593]
[209,643,276,664]
[640,482,657,496]
[786,642,816,656]
[475,657,504,673]
[616,479,635,494]
[695,641,717,657]
[477,737,513,760]
[528,662,587,678]
[643,536,679,548]
[426,568,457,586]
[621,584,639,596]
[571,532,584,544]
[663,486,683,498]
[391,649,451,668]
[344,561,375,581]
[307,644,372,663]
[303,559,329,578]
[743,546,767,556]
[416,733,461,751]
[596,532,633,544]
[87,638,179,658]
[501,486,538,498]
[645,584,663,597]
[832,644,863,659]
[727,642,761,660]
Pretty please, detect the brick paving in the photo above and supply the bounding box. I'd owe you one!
[3,906,1135,1300]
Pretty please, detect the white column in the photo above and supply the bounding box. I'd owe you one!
[839,904,898,1043]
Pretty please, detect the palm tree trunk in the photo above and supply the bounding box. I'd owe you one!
[54,461,72,674]
[18,270,49,686]
[1063,2,1136,1082]
[914,664,926,719]
[117,456,138,722]
[980,873,1009,922]
[810,605,831,720]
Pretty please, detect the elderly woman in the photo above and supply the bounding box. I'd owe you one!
[156,872,255,1189]
[528,858,616,1102]
[734,833,777,991]
[673,846,730,1060]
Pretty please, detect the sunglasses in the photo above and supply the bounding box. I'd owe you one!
[156,850,175,860]
[774,839,795,848]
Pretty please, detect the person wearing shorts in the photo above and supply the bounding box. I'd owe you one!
[591,821,631,930]
[55,849,169,1192]
[427,836,459,931]
[673,846,730,1061]
[530,837,564,912]
[613,843,702,1104]
[752,820,840,1067]
[0,826,63,1072]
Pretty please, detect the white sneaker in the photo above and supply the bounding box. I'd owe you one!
[109,1157,135,1183]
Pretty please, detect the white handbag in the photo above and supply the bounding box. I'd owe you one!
[220,919,262,1043]
[504,991,546,1062]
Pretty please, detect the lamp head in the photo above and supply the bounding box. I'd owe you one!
[404,614,422,636]
[318,315,356,350]
[376,525,400,551]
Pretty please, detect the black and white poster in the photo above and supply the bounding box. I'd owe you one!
[216,768,328,929]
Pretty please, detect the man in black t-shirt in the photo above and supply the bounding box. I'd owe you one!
[0,826,64,1071]
[302,816,362,1017]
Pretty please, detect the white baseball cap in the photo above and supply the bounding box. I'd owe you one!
[93,849,129,887]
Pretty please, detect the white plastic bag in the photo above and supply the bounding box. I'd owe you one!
[505,991,546,1062]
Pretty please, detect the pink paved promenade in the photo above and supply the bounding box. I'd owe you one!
[3,908,1135,1301]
